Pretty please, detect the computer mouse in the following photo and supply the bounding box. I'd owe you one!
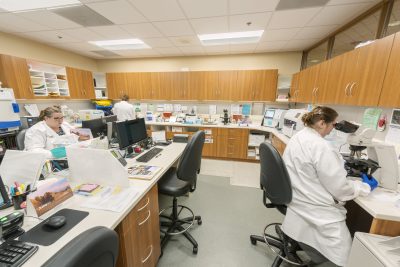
[45,215,67,229]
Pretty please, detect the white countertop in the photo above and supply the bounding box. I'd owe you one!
[0,142,186,266]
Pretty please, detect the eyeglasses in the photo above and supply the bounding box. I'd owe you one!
[52,116,64,120]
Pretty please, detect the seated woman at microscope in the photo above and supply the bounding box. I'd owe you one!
[24,106,89,157]
[281,106,378,266]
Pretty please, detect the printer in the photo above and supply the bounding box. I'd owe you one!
[262,108,287,129]
[282,109,307,137]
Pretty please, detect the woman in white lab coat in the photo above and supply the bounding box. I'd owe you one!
[112,94,135,121]
[24,106,83,157]
[281,106,372,266]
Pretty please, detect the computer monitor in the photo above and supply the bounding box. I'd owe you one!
[82,115,117,138]
[115,118,148,149]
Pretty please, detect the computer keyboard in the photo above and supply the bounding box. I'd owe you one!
[136,148,163,163]
[0,240,38,267]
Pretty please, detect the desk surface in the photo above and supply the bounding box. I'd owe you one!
[0,142,186,267]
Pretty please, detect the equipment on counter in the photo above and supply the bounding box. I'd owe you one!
[78,109,104,121]
[282,109,306,137]
[20,116,39,129]
[0,88,21,133]
[262,108,287,129]
[185,114,197,124]
[222,109,230,125]
[335,120,399,190]
[0,211,24,240]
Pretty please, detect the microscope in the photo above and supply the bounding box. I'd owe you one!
[335,120,399,190]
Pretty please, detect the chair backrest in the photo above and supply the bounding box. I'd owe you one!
[42,226,119,267]
[16,129,27,150]
[176,131,205,183]
[259,142,292,211]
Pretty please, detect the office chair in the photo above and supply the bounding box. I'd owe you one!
[249,142,326,267]
[16,129,27,150]
[42,226,119,267]
[158,130,205,255]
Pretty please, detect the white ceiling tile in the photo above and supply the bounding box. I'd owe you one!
[58,28,105,41]
[155,47,183,55]
[88,25,132,39]
[19,30,80,43]
[294,25,340,39]
[120,23,163,38]
[307,3,373,26]
[142,38,174,48]
[178,0,227,18]
[190,17,228,35]
[16,10,81,29]
[229,43,257,52]
[283,39,319,50]
[204,45,230,52]
[114,49,160,57]
[169,35,201,46]
[0,13,51,32]
[179,46,205,55]
[229,12,271,32]
[87,0,146,24]
[327,0,377,5]
[260,28,301,41]
[256,40,287,50]
[268,7,323,29]
[229,0,280,15]
[52,42,100,52]
[154,20,194,36]
[129,0,186,21]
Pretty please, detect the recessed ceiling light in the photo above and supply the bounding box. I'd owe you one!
[310,59,319,63]
[388,21,400,27]
[198,30,264,46]
[89,39,151,50]
[0,0,81,12]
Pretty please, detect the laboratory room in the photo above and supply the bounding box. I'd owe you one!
[1,0,400,267]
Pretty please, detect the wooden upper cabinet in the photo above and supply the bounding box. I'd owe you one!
[106,73,128,99]
[125,72,141,100]
[204,71,219,100]
[165,72,189,100]
[379,32,400,107]
[254,69,278,101]
[188,71,207,100]
[217,71,237,100]
[331,35,394,106]
[67,67,95,99]
[0,54,33,99]
[235,70,254,101]
[290,72,300,102]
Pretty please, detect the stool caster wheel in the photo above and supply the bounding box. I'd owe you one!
[250,236,257,245]
[193,246,198,254]
[198,219,202,225]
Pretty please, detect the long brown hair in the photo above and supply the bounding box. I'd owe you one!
[301,106,338,127]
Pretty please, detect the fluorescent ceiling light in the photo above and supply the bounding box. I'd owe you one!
[198,30,264,46]
[89,39,151,50]
[0,0,81,12]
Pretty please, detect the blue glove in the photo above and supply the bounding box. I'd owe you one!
[361,173,378,191]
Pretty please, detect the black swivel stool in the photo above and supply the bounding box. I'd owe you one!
[249,142,328,267]
[41,226,119,267]
[158,131,205,254]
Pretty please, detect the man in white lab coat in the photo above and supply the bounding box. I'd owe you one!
[282,106,375,266]
[112,94,135,121]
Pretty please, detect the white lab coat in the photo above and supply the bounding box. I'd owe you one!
[24,121,76,157]
[112,101,135,121]
[281,127,370,266]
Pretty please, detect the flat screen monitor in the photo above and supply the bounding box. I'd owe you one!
[115,118,147,149]
[82,117,105,137]
[265,109,275,119]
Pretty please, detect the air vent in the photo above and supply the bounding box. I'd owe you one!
[90,50,121,57]
[275,0,329,11]
[52,5,113,27]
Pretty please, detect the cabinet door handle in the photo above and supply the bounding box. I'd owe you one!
[138,210,151,226]
[29,87,33,93]
[349,82,356,96]
[137,197,150,211]
[141,245,153,263]
[344,83,350,96]
[315,87,319,98]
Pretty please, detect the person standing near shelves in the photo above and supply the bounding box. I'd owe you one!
[24,106,89,157]
[112,94,135,121]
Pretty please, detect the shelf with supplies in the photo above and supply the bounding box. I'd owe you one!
[27,60,70,97]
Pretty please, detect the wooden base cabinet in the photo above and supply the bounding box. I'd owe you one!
[271,134,286,156]
[116,185,160,267]
[216,128,248,159]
